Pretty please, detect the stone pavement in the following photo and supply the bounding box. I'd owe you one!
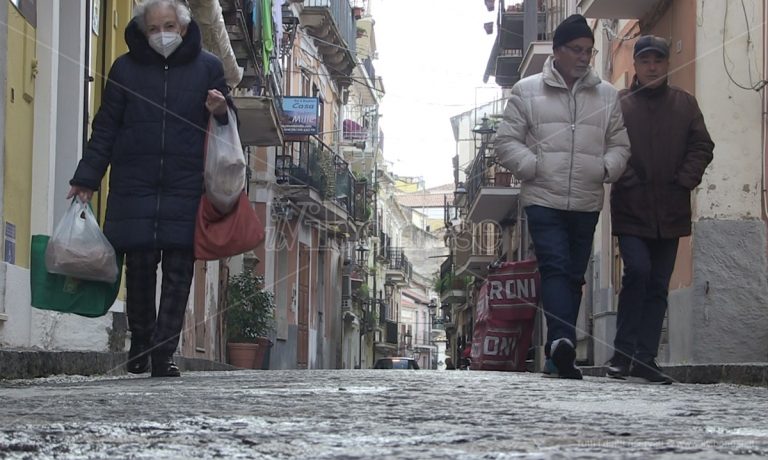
[0,350,235,380]
[2,350,767,386]
[1,369,767,459]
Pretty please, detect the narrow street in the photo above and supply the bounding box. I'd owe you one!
[1,370,767,459]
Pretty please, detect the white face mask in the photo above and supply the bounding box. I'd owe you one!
[148,31,182,58]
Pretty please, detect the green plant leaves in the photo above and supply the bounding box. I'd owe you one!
[226,271,276,342]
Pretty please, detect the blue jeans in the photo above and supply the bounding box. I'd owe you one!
[614,236,679,362]
[525,205,599,348]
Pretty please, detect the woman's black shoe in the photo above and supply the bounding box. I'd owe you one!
[151,355,181,378]
[126,340,151,374]
[606,354,631,380]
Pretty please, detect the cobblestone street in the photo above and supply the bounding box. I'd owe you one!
[1,370,767,459]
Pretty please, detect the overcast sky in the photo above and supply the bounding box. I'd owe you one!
[368,0,500,188]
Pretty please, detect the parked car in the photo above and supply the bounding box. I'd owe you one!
[373,357,420,370]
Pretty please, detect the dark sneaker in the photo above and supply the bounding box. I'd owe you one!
[550,338,582,380]
[629,359,673,384]
[606,353,631,380]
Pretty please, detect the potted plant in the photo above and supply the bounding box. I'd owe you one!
[226,270,276,370]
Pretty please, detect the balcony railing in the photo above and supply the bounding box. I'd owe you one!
[439,256,452,284]
[387,248,412,280]
[275,140,357,216]
[341,103,377,148]
[466,148,520,208]
[300,0,357,80]
[500,10,546,50]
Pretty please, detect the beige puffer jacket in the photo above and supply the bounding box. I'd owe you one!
[495,56,630,212]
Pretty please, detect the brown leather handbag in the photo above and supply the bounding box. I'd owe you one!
[194,190,265,261]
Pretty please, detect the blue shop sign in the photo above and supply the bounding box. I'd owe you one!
[280,97,319,135]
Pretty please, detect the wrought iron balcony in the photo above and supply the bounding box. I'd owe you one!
[299,0,357,85]
[385,248,411,286]
[465,144,521,224]
[484,5,546,88]
[499,10,546,50]
[274,140,357,227]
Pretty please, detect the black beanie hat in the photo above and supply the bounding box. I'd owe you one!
[552,14,594,49]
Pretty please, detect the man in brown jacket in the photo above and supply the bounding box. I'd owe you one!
[607,36,714,384]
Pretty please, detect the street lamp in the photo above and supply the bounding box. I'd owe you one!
[453,182,467,208]
[472,116,496,145]
[427,298,438,370]
[355,242,369,266]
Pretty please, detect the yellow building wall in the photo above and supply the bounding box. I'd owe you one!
[93,0,133,220]
[93,1,134,300]
[3,3,36,268]
[395,181,419,193]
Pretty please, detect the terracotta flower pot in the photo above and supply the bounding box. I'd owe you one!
[494,171,513,186]
[227,337,271,369]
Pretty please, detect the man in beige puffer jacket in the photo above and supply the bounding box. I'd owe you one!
[495,14,630,379]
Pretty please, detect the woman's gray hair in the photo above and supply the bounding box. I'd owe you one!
[133,0,192,33]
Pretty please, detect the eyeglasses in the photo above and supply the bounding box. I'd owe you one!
[562,45,599,58]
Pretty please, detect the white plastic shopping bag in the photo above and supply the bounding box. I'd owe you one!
[205,106,246,214]
[45,200,119,283]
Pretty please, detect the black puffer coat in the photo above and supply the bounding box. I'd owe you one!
[71,19,228,251]
[611,79,714,239]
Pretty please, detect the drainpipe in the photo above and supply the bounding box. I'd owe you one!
[763,0,768,222]
[0,0,7,243]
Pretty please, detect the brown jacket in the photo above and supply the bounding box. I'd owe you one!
[611,79,714,238]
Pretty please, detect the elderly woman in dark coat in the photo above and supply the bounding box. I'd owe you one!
[68,0,230,377]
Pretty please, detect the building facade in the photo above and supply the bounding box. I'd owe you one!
[0,0,403,372]
[470,0,768,367]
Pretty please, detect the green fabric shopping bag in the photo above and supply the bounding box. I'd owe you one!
[30,235,124,318]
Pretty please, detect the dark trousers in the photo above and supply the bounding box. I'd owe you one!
[614,236,679,362]
[125,248,195,357]
[525,205,600,347]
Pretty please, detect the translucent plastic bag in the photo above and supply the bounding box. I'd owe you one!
[205,107,246,214]
[45,200,118,283]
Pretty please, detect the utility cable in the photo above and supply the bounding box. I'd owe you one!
[722,0,767,92]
